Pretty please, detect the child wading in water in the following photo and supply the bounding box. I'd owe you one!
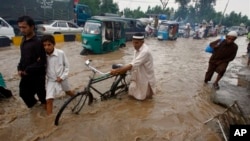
[41,35,74,115]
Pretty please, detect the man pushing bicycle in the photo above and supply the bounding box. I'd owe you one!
[110,33,156,100]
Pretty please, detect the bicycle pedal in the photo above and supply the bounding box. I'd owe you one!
[101,95,108,101]
[93,97,98,101]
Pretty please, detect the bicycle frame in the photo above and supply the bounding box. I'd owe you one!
[54,60,129,125]
[84,60,129,100]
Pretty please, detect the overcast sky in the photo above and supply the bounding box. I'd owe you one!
[113,0,250,19]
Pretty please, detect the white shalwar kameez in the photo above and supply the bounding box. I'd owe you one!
[46,48,70,99]
[129,44,156,100]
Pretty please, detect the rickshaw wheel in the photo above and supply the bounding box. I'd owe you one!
[120,44,126,48]
[80,48,91,55]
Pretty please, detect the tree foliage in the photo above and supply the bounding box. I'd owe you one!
[80,0,119,15]
[175,0,191,8]
[224,12,250,26]
[124,7,146,18]
[99,0,119,14]
[174,0,249,26]
[80,0,250,26]
[79,0,101,15]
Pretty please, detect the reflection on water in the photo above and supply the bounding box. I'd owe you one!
[0,37,248,141]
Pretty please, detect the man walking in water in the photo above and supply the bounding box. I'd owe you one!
[17,16,47,108]
[204,31,238,90]
[110,33,156,100]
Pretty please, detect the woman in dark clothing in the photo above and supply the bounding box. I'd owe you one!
[17,16,46,108]
[204,31,238,90]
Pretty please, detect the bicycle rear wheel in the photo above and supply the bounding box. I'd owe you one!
[111,74,130,97]
[54,91,93,126]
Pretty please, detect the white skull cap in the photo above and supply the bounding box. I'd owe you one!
[133,33,144,39]
[227,31,238,37]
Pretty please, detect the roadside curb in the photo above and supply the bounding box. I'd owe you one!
[11,34,82,46]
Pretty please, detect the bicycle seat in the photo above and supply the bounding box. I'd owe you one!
[112,64,123,69]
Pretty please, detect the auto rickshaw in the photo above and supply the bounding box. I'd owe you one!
[81,16,126,54]
[157,21,179,40]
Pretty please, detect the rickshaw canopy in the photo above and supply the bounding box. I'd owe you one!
[81,16,126,54]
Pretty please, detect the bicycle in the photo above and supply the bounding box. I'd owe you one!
[54,59,130,125]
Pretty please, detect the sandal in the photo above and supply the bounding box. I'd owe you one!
[213,83,220,90]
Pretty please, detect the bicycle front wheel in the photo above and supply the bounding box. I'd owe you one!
[54,91,93,126]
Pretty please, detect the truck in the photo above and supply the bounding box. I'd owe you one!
[0,0,91,35]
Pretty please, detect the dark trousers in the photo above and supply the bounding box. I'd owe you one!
[19,75,46,108]
[205,62,228,82]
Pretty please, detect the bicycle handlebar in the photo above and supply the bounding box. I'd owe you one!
[85,59,110,75]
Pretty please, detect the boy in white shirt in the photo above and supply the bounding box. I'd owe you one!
[41,35,74,115]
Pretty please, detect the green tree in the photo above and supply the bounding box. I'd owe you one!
[174,0,191,6]
[82,0,250,27]
[145,5,173,20]
[80,0,119,15]
[174,0,216,23]
[124,7,146,18]
[99,0,119,14]
[79,0,101,15]
[223,12,250,27]
[197,0,216,20]
[174,0,191,22]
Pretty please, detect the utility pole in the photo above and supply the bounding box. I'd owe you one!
[219,0,230,25]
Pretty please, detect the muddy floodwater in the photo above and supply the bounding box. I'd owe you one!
[0,36,248,141]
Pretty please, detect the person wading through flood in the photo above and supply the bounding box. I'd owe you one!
[110,33,156,100]
[204,31,238,90]
[17,16,47,108]
[41,35,75,115]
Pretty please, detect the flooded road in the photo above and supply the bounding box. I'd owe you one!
[0,36,248,141]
